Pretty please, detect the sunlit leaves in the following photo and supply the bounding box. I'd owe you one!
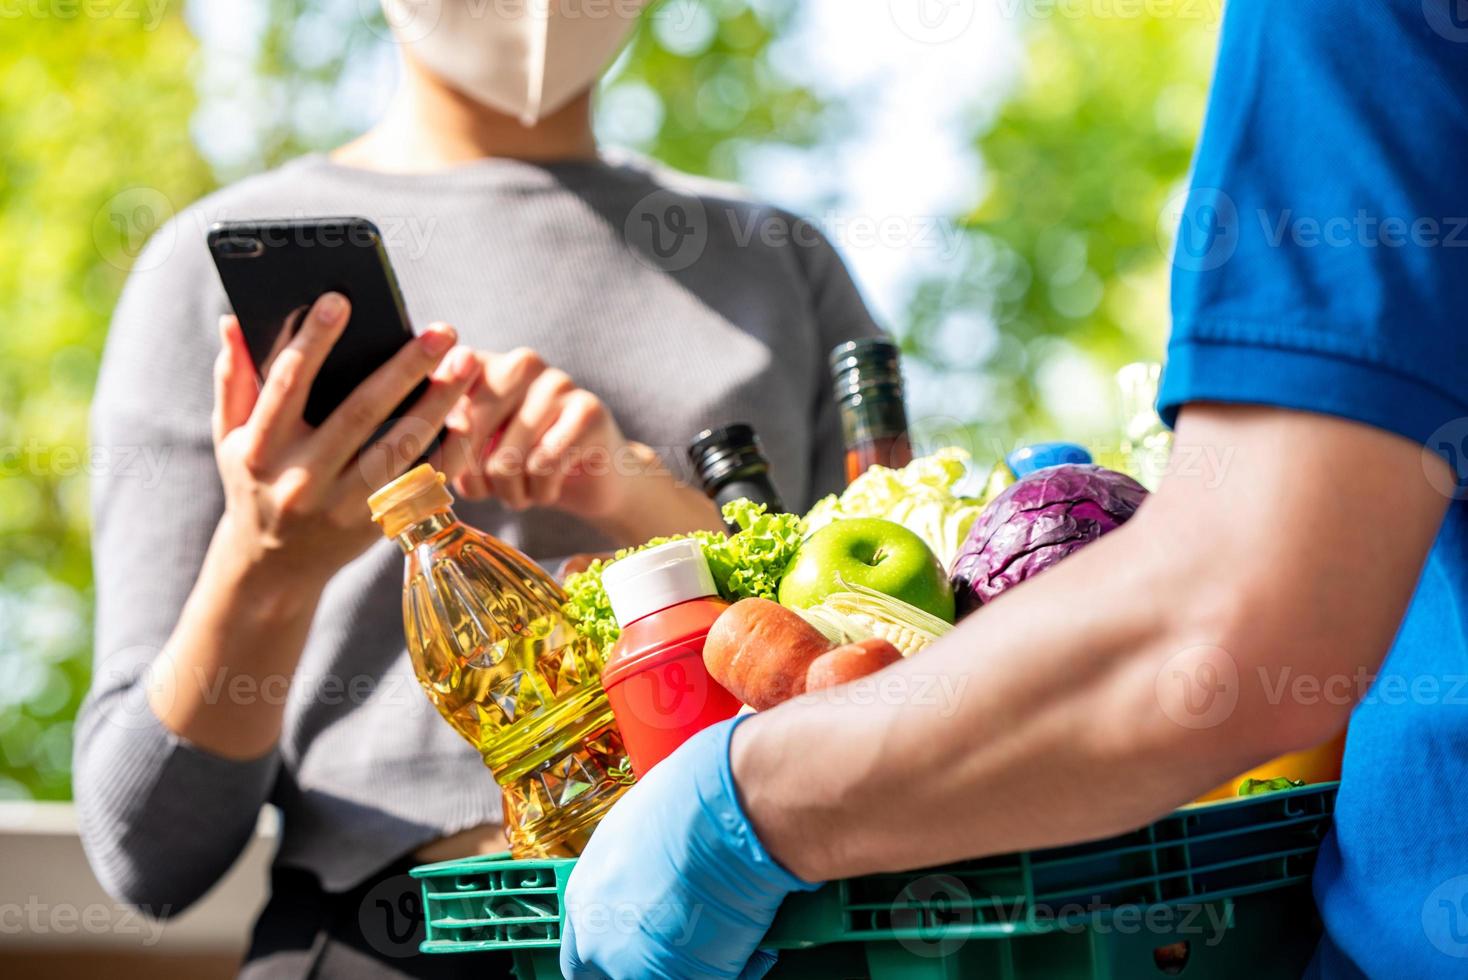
[0,6,212,800]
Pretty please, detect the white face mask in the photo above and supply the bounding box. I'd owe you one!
[382,0,649,126]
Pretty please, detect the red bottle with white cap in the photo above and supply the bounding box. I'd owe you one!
[599,539,744,777]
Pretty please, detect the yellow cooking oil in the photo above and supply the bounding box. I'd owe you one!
[369,465,630,857]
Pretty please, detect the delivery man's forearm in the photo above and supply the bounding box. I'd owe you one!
[733,404,1451,882]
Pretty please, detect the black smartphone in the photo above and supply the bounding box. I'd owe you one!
[206,217,435,447]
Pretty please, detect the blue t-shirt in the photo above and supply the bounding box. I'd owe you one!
[1156,1,1468,974]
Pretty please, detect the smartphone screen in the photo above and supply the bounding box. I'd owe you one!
[207,217,437,453]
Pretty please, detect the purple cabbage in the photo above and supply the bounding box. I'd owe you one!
[949,464,1148,615]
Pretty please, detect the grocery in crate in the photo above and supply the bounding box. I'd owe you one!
[364,347,1341,971]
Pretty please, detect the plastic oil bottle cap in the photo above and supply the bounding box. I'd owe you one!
[600,539,719,629]
[369,464,454,538]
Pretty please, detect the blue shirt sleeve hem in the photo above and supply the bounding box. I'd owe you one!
[1158,332,1468,458]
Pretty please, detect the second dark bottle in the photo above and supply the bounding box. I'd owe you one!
[687,423,786,532]
[830,337,914,483]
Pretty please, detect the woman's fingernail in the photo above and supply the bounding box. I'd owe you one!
[433,346,473,381]
[452,347,477,378]
[317,292,346,325]
[421,327,456,356]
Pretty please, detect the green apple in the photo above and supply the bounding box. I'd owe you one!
[779,518,955,622]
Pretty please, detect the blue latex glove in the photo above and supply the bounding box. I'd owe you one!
[560,716,817,980]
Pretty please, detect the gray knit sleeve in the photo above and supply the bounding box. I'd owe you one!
[793,221,886,504]
[74,217,280,916]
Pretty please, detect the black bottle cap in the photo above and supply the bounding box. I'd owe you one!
[830,338,904,405]
[830,338,908,444]
[688,424,769,495]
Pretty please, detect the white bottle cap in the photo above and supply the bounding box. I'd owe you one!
[601,539,719,629]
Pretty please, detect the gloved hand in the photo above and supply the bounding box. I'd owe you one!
[560,716,817,980]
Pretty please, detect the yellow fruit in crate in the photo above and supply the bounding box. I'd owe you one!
[1194,729,1346,804]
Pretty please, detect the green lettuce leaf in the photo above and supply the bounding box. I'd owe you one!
[562,500,806,653]
[1237,777,1306,797]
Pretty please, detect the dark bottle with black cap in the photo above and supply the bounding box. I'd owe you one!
[688,424,786,531]
[830,337,914,483]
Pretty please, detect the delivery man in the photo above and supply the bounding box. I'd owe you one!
[560,1,1468,977]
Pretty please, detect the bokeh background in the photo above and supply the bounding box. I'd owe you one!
[0,0,1218,802]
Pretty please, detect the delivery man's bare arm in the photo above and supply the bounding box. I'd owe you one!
[735,403,1452,881]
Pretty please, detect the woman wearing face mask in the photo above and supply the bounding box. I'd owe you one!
[73,2,881,977]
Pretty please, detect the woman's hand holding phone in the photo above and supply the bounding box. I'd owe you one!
[212,291,477,586]
[149,292,477,759]
[210,289,716,588]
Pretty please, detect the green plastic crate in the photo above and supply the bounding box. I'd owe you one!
[503,886,1317,980]
[412,782,1335,978]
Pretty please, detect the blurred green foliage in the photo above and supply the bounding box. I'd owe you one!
[242,0,818,175]
[906,10,1214,453]
[0,5,213,800]
[2,0,1212,800]
[606,0,822,176]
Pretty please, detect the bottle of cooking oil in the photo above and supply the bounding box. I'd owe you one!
[369,465,631,858]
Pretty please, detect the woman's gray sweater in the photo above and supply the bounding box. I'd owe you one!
[74,152,880,915]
